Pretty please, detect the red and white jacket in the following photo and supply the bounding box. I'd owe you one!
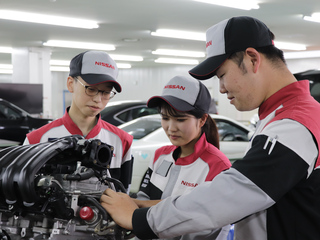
[24,108,133,192]
[136,133,231,240]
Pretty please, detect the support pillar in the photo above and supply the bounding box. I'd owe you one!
[12,47,52,117]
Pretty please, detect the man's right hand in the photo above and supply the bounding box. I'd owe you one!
[100,188,138,230]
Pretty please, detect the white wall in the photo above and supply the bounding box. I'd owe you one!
[51,71,69,118]
[287,58,320,73]
[0,74,12,83]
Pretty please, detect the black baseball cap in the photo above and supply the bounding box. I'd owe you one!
[189,16,274,80]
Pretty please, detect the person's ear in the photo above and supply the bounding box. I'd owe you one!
[200,114,208,127]
[67,76,75,93]
[245,48,261,73]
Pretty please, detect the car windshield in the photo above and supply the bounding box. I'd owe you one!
[0,101,24,120]
[120,117,162,139]
[215,120,249,141]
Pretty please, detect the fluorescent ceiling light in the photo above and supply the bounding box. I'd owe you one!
[151,29,205,41]
[274,41,306,51]
[50,60,70,66]
[50,66,70,72]
[303,12,320,23]
[155,58,199,65]
[110,54,143,61]
[152,49,205,58]
[284,50,320,59]
[0,64,13,74]
[43,40,115,51]
[0,64,13,69]
[0,69,13,74]
[193,0,259,10]
[0,10,99,29]
[0,47,13,53]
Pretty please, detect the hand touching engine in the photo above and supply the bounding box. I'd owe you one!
[100,188,138,230]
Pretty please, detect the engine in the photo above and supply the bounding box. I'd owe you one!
[0,135,133,240]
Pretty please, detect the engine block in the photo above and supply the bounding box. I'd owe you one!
[0,135,132,240]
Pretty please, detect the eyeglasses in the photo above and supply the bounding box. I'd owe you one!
[75,77,116,100]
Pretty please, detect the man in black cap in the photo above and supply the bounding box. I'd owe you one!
[24,50,133,193]
[100,16,320,240]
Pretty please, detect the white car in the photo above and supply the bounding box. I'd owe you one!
[118,114,254,193]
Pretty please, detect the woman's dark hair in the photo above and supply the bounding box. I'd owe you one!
[159,102,220,149]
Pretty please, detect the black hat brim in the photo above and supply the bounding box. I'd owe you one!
[147,95,194,112]
[189,54,230,80]
[81,74,122,92]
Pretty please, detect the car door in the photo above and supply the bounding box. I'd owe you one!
[0,102,29,144]
[215,119,251,163]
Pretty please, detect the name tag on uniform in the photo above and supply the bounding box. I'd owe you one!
[155,160,173,177]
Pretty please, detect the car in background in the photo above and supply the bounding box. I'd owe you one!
[100,100,158,126]
[118,114,254,193]
[0,98,52,145]
[294,69,320,102]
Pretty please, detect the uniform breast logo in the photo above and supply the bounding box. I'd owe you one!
[181,180,198,187]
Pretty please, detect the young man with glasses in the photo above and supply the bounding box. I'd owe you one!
[24,50,134,193]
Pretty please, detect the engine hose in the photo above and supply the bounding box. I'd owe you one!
[103,177,126,193]
[0,228,11,240]
[78,195,110,225]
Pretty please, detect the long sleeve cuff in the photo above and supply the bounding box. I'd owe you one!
[132,207,158,239]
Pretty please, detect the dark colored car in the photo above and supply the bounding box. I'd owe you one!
[0,98,52,145]
[100,100,158,126]
[294,69,320,102]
